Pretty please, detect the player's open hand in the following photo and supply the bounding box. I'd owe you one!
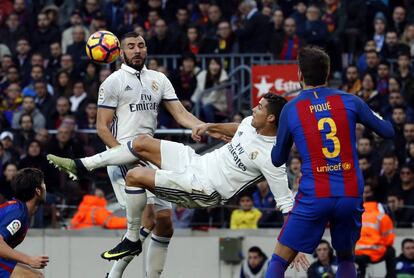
[191,124,210,142]
[28,255,49,269]
[290,252,310,272]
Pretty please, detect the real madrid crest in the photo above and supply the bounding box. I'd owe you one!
[151,80,159,92]
[249,151,258,160]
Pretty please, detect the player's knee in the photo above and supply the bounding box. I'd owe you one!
[133,134,151,153]
[154,210,174,237]
[125,169,145,188]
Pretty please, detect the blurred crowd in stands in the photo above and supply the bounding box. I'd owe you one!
[0,0,413,235]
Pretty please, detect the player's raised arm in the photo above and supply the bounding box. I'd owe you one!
[271,106,293,167]
[164,99,204,128]
[355,96,395,139]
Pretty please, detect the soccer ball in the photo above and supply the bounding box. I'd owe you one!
[86,31,120,64]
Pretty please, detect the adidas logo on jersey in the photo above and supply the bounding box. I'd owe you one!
[125,85,133,91]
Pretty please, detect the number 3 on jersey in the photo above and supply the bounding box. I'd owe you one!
[318,117,341,158]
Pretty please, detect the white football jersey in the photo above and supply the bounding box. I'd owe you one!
[194,116,293,214]
[97,64,178,143]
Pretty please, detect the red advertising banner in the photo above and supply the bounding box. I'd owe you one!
[251,64,301,107]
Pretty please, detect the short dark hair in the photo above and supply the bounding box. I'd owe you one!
[11,168,44,202]
[402,238,414,249]
[248,246,264,257]
[298,46,330,86]
[19,113,33,125]
[121,31,141,45]
[263,93,287,124]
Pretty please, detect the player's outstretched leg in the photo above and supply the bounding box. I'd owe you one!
[101,168,156,261]
[47,135,161,180]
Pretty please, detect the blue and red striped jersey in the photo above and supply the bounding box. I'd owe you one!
[271,87,395,198]
[0,200,30,248]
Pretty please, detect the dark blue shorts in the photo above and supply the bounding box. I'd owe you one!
[0,258,16,278]
[278,193,363,254]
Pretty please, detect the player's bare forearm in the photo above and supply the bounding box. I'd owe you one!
[96,125,120,148]
[206,122,240,137]
[0,237,30,265]
[164,100,204,129]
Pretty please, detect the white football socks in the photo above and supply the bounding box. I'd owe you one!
[124,186,147,242]
[81,142,139,171]
[145,234,171,278]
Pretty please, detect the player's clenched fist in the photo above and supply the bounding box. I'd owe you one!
[28,255,49,269]
[191,123,210,142]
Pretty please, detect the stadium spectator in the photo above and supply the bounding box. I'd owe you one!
[340,65,361,94]
[82,62,99,98]
[18,140,50,178]
[172,205,194,229]
[0,12,29,53]
[307,239,337,278]
[343,0,366,56]
[213,20,239,54]
[271,17,304,60]
[401,23,414,57]
[362,50,381,80]
[357,73,381,113]
[253,180,283,228]
[355,184,396,278]
[322,0,346,75]
[376,154,401,203]
[46,96,71,129]
[169,7,190,43]
[116,0,145,36]
[268,9,284,47]
[170,53,199,111]
[12,96,46,131]
[0,131,19,165]
[396,238,414,277]
[69,80,88,118]
[240,246,268,278]
[34,128,50,151]
[31,12,60,58]
[392,107,408,141]
[88,12,107,35]
[382,92,414,122]
[230,194,262,230]
[397,164,414,206]
[147,19,180,54]
[392,6,407,37]
[46,42,62,81]
[61,10,90,53]
[203,4,222,39]
[22,65,54,97]
[1,83,22,126]
[12,38,31,85]
[387,191,414,228]
[34,81,54,119]
[13,113,35,154]
[71,188,127,229]
[302,5,328,49]
[192,58,228,123]
[373,12,387,53]
[60,54,80,80]
[104,0,124,35]
[235,0,270,53]
[66,25,88,74]
[81,0,101,27]
[0,65,20,96]
[382,31,410,60]
[395,52,412,89]
[287,156,301,194]
[290,1,306,37]
[54,70,73,98]
[182,25,205,55]
[0,162,17,203]
[376,61,390,97]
